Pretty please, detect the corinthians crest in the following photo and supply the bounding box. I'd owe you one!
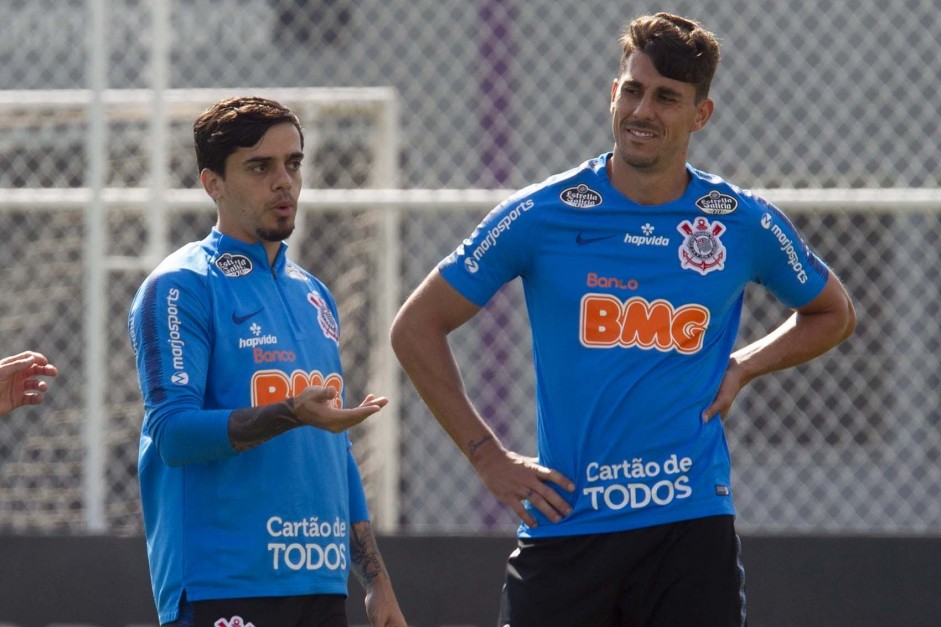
[307,290,340,342]
[677,217,726,275]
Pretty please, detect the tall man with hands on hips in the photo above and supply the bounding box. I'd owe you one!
[391,12,855,627]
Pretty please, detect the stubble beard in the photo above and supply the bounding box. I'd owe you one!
[256,217,295,243]
[617,143,659,171]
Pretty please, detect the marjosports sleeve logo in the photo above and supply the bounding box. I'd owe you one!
[580,294,709,354]
[165,287,189,385]
[461,198,534,273]
[760,212,809,284]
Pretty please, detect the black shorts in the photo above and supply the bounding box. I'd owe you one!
[498,515,746,627]
[166,593,347,627]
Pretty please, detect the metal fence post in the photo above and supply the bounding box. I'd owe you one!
[82,0,107,533]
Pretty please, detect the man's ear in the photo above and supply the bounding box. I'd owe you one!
[200,168,222,200]
[610,78,619,112]
[691,97,715,132]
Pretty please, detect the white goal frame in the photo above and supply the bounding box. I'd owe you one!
[0,85,402,531]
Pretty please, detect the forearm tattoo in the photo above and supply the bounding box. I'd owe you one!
[468,434,494,457]
[350,521,384,586]
[228,398,300,452]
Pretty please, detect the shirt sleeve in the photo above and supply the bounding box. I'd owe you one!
[129,269,235,466]
[438,193,537,307]
[750,197,830,308]
[346,440,370,523]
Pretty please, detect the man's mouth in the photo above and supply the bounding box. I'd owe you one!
[626,126,657,140]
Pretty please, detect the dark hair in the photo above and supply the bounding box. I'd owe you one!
[193,96,304,176]
[618,12,720,101]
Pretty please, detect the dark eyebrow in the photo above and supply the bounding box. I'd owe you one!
[620,80,686,100]
[242,151,304,167]
[242,156,273,168]
[655,86,684,98]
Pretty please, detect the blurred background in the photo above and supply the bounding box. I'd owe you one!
[0,0,940,623]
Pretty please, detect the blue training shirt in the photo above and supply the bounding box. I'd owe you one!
[439,153,829,539]
[128,228,369,624]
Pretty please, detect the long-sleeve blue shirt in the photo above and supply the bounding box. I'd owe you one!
[128,228,368,624]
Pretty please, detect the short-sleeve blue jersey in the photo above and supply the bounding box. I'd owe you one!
[439,153,829,539]
[128,229,369,624]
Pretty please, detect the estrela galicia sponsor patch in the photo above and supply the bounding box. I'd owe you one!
[285,264,307,281]
[214,253,253,277]
[560,184,603,208]
[695,190,738,215]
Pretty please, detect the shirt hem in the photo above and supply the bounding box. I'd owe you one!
[518,503,736,539]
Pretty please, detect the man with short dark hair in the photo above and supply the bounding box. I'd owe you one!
[391,13,855,626]
[129,96,406,627]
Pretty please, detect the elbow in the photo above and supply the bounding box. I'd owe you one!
[840,296,856,342]
[390,307,419,363]
[151,434,190,468]
[389,314,406,361]
[844,308,857,342]
[838,292,857,343]
[154,436,233,467]
[821,272,856,345]
[160,453,187,468]
[389,313,405,358]
[146,412,192,467]
[146,407,235,467]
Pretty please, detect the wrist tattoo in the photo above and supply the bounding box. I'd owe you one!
[468,435,494,456]
[350,522,383,585]
[228,398,299,452]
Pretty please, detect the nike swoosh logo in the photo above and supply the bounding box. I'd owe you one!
[575,232,618,245]
[232,308,264,324]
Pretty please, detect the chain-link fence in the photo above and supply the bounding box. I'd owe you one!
[0,0,940,535]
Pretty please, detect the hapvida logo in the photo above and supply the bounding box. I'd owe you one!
[623,222,670,247]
